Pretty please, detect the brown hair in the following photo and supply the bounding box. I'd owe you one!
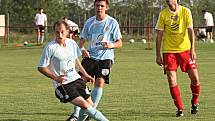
[94,0,109,5]
[53,21,69,31]
[62,16,68,20]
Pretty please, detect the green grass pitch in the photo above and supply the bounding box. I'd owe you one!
[0,41,215,121]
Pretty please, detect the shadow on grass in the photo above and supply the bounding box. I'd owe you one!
[0,119,27,121]
[0,112,65,116]
[0,119,62,121]
[0,112,65,121]
[106,111,174,118]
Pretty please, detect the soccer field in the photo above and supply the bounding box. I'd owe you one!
[0,42,215,121]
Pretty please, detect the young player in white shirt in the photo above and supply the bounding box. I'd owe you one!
[35,8,47,45]
[38,20,108,121]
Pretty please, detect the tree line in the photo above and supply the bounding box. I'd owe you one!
[0,0,214,32]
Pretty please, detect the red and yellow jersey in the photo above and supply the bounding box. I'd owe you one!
[156,6,193,53]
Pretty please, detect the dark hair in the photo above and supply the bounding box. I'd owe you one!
[39,8,43,11]
[63,16,68,20]
[94,0,109,5]
[202,10,206,13]
[53,21,69,31]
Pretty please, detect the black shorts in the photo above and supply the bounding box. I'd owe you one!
[80,58,113,84]
[55,79,90,103]
[69,30,80,39]
[206,26,213,32]
[69,29,79,35]
[36,25,45,33]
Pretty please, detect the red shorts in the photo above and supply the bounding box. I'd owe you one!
[163,50,198,72]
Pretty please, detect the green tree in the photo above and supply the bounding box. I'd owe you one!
[1,0,214,34]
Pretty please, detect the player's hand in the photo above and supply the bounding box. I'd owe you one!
[84,74,95,83]
[54,75,66,84]
[156,55,163,66]
[190,50,197,61]
[81,49,90,58]
[102,42,108,49]
[102,42,114,49]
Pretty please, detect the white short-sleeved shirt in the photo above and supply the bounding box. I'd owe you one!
[66,20,79,32]
[198,28,206,36]
[38,38,81,88]
[35,13,47,26]
[81,15,122,61]
[204,12,214,26]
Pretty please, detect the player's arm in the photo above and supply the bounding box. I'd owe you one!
[156,30,163,66]
[102,39,122,49]
[203,14,207,26]
[113,39,122,49]
[44,15,48,30]
[204,19,207,26]
[186,8,196,60]
[38,67,64,83]
[103,22,123,49]
[188,27,196,60]
[75,59,94,82]
[78,38,85,49]
[79,38,90,58]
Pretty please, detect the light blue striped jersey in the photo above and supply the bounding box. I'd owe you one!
[38,38,81,88]
[81,15,122,62]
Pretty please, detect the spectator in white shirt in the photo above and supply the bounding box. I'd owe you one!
[63,16,80,39]
[35,8,47,45]
[202,10,214,43]
[196,28,206,42]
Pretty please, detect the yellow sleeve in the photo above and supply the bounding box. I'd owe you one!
[155,13,164,31]
[186,8,193,28]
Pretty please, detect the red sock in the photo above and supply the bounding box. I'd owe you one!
[190,84,200,104]
[170,85,184,111]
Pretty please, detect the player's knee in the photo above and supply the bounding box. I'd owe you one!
[74,100,91,109]
[191,79,200,86]
[80,102,91,110]
[95,78,105,87]
[167,79,177,87]
[190,75,199,81]
[188,72,199,82]
[169,82,178,87]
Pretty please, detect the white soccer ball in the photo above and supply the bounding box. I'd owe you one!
[140,39,147,44]
[129,39,135,43]
[23,41,28,46]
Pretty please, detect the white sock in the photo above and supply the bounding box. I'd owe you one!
[40,35,44,44]
[91,87,103,108]
[73,106,81,117]
[85,106,108,121]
